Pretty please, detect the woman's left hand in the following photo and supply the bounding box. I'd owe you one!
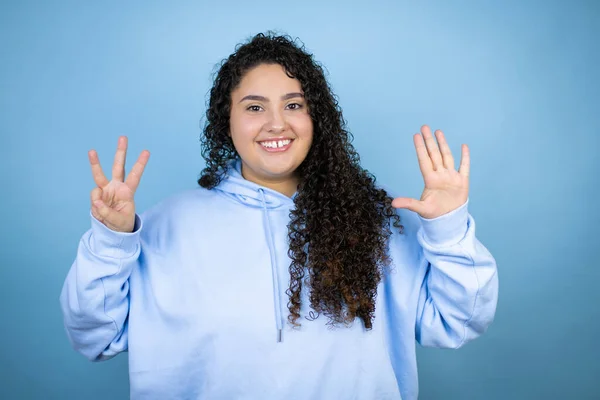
[392,125,470,219]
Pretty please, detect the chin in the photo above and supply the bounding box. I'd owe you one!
[261,163,298,178]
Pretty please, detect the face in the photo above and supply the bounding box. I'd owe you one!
[229,63,314,194]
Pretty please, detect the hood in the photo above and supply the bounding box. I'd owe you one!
[213,159,297,210]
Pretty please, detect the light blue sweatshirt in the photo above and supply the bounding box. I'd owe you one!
[60,159,498,400]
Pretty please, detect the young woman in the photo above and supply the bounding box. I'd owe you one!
[60,33,498,400]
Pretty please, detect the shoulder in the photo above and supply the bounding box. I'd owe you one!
[136,186,226,250]
[141,187,219,218]
[138,186,225,231]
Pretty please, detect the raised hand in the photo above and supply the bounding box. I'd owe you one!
[392,125,469,219]
[89,136,150,233]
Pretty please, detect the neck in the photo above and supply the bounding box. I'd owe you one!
[241,164,299,198]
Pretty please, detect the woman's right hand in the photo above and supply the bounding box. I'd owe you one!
[89,136,150,233]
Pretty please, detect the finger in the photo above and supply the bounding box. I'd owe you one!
[421,125,443,170]
[414,133,433,175]
[435,129,455,170]
[112,136,128,182]
[88,150,110,188]
[391,197,426,214]
[458,144,470,177]
[125,150,150,193]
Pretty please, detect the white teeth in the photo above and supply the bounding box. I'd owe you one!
[261,139,291,149]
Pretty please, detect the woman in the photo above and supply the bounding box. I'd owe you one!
[60,33,498,400]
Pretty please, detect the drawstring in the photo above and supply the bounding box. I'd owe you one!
[258,189,284,343]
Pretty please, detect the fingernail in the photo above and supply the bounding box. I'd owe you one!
[94,200,103,208]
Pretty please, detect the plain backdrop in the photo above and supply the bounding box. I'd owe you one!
[1,0,598,399]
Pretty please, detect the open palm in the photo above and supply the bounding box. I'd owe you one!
[392,125,469,219]
[89,136,150,232]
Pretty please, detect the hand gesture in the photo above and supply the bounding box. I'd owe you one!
[392,125,469,219]
[89,136,150,233]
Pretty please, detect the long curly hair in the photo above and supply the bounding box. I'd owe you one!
[198,32,402,330]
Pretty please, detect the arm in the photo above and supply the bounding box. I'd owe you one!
[415,200,498,348]
[59,213,142,361]
[62,135,150,360]
[390,125,498,347]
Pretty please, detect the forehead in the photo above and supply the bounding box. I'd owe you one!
[234,64,302,95]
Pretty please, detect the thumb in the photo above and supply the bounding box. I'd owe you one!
[92,198,116,222]
[391,197,425,213]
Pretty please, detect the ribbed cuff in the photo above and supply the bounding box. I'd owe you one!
[89,212,142,258]
[419,199,469,247]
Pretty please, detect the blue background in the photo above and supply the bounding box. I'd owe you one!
[1,0,598,399]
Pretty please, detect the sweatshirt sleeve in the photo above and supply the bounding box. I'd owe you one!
[59,212,143,361]
[415,200,499,348]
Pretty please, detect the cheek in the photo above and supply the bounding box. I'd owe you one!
[230,114,263,142]
[292,115,314,141]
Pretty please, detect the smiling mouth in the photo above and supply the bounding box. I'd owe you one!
[258,138,294,152]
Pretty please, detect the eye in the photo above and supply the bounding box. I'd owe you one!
[247,105,263,112]
[286,103,303,110]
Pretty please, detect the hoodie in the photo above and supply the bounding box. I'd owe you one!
[60,159,498,400]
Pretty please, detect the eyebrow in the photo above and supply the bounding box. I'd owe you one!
[238,92,304,103]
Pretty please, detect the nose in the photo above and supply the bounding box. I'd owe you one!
[265,108,286,133]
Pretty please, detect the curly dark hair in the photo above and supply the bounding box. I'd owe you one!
[198,32,402,330]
